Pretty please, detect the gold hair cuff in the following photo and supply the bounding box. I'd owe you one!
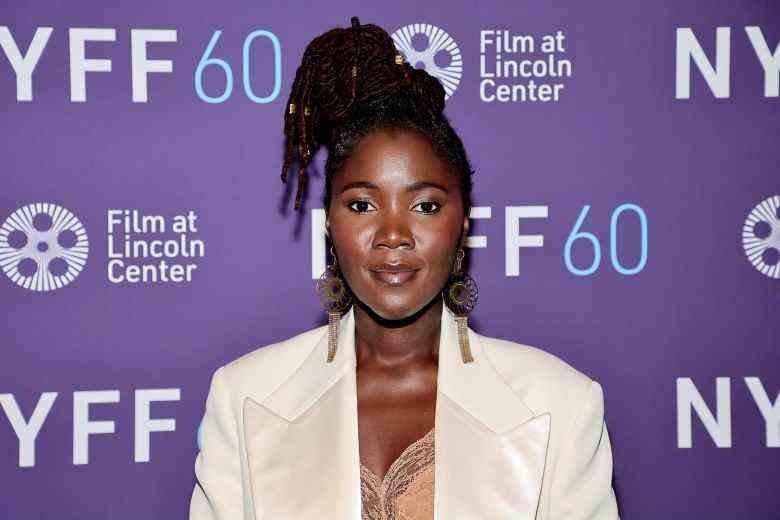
[289,103,310,116]
[395,54,404,65]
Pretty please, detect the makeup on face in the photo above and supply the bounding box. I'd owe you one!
[327,129,468,321]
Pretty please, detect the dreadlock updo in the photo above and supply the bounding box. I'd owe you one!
[281,16,474,215]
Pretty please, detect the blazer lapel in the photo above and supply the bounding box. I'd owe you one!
[242,304,551,520]
[242,308,361,520]
[435,305,551,519]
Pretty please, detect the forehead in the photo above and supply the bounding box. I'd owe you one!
[335,129,456,186]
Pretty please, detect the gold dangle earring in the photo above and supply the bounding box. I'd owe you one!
[315,245,353,362]
[442,248,479,363]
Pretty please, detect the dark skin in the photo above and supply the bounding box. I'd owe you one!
[325,128,469,481]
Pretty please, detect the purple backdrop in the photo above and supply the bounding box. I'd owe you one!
[1,1,778,518]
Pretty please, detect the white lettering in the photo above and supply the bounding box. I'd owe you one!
[745,377,780,447]
[134,388,180,462]
[0,26,53,101]
[745,26,780,97]
[505,206,548,276]
[73,390,119,465]
[675,27,731,99]
[0,392,57,467]
[312,208,327,279]
[130,29,177,103]
[677,377,731,448]
[467,207,491,249]
[69,28,116,102]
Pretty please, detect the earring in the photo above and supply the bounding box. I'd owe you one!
[316,245,353,362]
[442,248,478,363]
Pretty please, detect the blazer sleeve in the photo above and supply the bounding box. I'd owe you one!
[548,379,620,519]
[189,366,245,520]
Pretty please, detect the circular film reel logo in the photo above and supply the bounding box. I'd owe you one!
[391,23,463,100]
[0,203,89,291]
[742,195,780,279]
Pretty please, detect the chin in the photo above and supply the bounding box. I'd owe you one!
[359,293,436,323]
[371,307,414,321]
[365,302,415,321]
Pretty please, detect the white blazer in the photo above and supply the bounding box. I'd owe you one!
[189,304,620,519]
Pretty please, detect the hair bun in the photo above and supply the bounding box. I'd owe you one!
[405,65,446,116]
[281,17,450,210]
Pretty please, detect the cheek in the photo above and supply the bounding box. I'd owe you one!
[329,220,371,276]
[328,209,464,286]
[415,220,462,275]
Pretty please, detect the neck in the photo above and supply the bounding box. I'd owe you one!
[353,296,443,367]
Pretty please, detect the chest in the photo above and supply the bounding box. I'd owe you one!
[356,363,437,480]
[241,355,553,520]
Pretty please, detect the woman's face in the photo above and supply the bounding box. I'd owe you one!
[327,128,469,321]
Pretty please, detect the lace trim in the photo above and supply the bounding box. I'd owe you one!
[360,428,435,520]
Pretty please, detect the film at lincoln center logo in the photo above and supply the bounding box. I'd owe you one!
[742,195,780,279]
[391,23,462,100]
[0,203,89,291]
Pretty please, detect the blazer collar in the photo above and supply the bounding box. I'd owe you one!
[243,304,551,519]
[259,303,535,434]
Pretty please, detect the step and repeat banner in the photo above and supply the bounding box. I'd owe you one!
[1,1,778,518]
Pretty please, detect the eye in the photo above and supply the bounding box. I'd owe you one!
[412,200,442,214]
[346,200,376,213]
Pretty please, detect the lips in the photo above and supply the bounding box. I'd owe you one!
[367,262,421,286]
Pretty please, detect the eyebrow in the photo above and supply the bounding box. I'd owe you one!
[339,181,378,193]
[339,180,449,194]
[406,181,449,193]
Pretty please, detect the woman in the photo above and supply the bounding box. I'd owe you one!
[190,17,619,520]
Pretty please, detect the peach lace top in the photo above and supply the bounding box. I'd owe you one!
[360,428,435,520]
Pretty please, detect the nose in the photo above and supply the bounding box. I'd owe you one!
[372,215,415,250]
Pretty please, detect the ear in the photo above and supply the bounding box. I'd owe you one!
[325,219,331,238]
[459,214,470,249]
